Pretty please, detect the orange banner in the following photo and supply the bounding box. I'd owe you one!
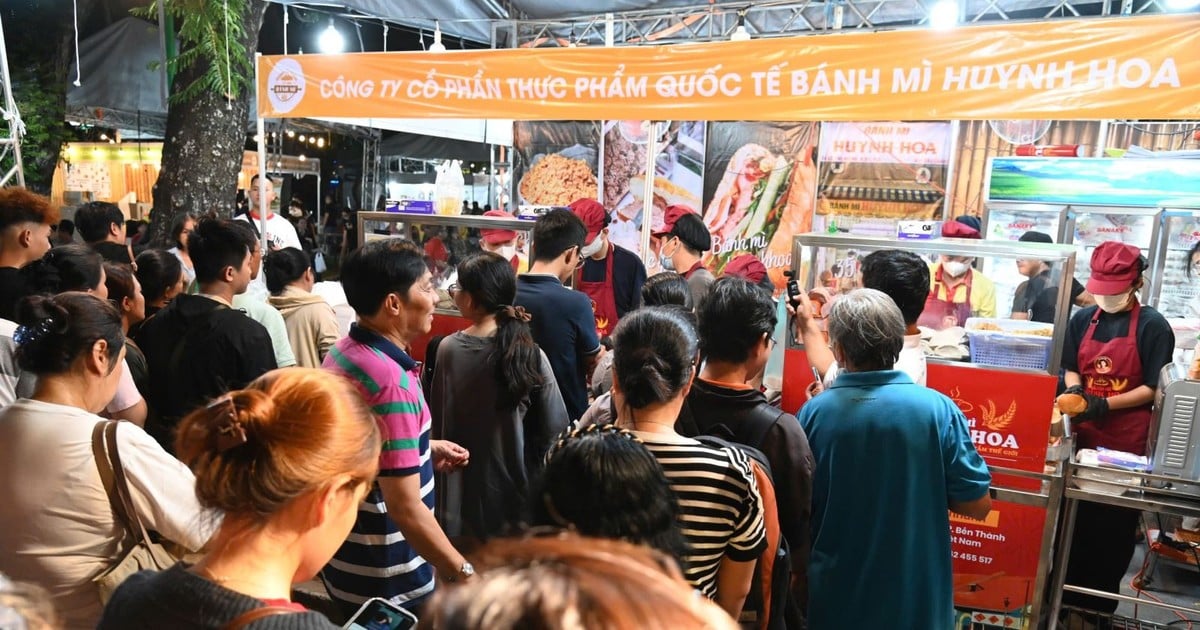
[258,15,1200,122]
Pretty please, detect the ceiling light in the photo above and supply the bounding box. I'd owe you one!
[319,20,344,53]
[730,11,751,41]
[317,138,326,148]
[929,0,959,29]
[430,21,447,52]
[1165,0,1200,9]
[298,154,307,162]
[286,130,295,138]
[299,134,307,142]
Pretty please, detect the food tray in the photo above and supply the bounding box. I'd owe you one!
[964,317,1054,371]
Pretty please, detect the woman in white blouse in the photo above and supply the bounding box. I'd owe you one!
[0,292,212,629]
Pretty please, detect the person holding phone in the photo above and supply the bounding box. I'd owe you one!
[98,368,381,629]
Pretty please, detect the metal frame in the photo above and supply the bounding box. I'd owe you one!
[1147,203,1200,313]
[500,0,1187,48]
[981,202,1072,245]
[0,12,24,187]
[361,134,381,211]
[1048,463,1200,628]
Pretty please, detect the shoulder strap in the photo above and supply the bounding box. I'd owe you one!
[99,421,155,545]
[421,334,446,392]
[744,403,789,453]
[220,605,299,630]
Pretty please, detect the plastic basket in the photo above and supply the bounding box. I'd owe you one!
[964,317,1054,371]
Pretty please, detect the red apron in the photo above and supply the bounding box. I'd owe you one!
[917,266,973,330]
[576,244,620,338]
[1073,303,1152,455]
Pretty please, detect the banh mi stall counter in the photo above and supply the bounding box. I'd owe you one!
[784,231,1078,629]
[355,210,538,362]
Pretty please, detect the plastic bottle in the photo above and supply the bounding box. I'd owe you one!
[435,161,464,216]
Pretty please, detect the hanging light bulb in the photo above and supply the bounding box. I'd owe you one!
[317,137,326,148]
[299,134,307,142]
[298,154,307,162]
[429,21,447,52]
[286,130,295,138]
[929,0,959,29]
[730,12,751,41]
[319,19,344,53]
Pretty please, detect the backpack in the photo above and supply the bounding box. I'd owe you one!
[420,335,447,393]
[695,434,803,630]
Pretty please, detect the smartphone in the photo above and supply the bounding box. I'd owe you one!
[343,597,418,630]
[787,279,801,303]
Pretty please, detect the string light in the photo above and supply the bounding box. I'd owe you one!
[299,134,307,142]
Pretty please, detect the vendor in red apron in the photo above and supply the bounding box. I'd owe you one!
[569,198,647,339]
[1059,242,1175,616]
[652,205,715,308]
[479,209,528,274]
[917,218,997,330]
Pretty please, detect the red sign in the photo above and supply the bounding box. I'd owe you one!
[951,501,1045,622]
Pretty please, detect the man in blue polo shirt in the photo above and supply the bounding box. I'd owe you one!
[570,198,647,340]
[515,209,602,421]
[798,289,992,630]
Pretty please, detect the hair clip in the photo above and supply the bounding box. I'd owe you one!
[208,396,247,453]
[13,317,56,347]
[497,304,532,323]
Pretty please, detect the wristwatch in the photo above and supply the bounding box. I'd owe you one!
[446,561,475,582]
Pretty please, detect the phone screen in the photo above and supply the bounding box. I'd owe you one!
[344,598,417,630]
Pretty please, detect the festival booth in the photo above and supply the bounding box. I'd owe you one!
[255,13,1200,627]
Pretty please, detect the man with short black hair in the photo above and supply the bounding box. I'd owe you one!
[236,174,301,301]
[680,275,814,615]
[1012,230,1091,323]
[228,221,297,369]
[0,187,56,320]
[134,218,277,451]
[515,209,602,420]
[799,249,931,387]
[653,205,714,306]
[323,239,471,616]
[570,198,646,338]
[75,201,133,265]
[54,219,75,245]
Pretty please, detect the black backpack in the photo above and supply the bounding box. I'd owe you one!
[420,335,447,393]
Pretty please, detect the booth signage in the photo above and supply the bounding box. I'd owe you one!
[257,15,1200,121]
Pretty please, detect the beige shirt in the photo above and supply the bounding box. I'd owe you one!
[0,400,213,629]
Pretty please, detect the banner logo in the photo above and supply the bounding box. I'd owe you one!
[951,387,1021,451]
[267,58,306,114]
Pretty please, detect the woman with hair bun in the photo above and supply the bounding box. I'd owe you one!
[424,534,738,630]
[0,292,210,629]
[428,252,569,546]
[609,307,767,618]
[99,368,381,629]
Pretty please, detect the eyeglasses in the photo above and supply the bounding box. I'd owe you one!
[447,283,460,296]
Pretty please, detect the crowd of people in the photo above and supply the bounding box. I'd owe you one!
[0,185,1003,630]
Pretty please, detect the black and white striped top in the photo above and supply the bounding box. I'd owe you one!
[633,431,768,599]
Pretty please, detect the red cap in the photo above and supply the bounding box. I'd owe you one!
[653,204,697,238]
[480,209,518,245]
[941,220,981,239]
[723,254,768,284]
[568,198,607,243]
[1087,241,1142,295]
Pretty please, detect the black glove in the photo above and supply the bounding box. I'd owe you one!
[1063,384,1085,396]
[1076,391,1110,421]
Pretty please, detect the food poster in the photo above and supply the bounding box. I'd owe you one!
[951,501,1045,628]
[982,208,1066,319]
[513,121,602,208]
[814,122,951,236]
[603,121,705,263]
[1157,214,1200,318]
[701,122,820,290]
[1069,211,1157,297]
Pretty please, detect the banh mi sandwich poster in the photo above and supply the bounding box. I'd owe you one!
[513,121,602,208]
[815,121,952,226]
[603,121,706,262]
[701,122,820,290]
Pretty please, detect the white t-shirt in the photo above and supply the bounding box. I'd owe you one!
[234,213,302,303]
[14,356,139,414]
[233,294,297,368]
[0,400,214,628]
[824,333,927,387]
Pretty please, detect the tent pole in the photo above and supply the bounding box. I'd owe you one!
[254,53,268,254]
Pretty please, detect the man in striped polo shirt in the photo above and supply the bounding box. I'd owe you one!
[322,239,473,617]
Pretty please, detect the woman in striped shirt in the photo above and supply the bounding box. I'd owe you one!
[608,307,767,619]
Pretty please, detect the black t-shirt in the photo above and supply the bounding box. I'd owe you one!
[579,244,648,319]
[515,274,601,421]
[1012,271,1086,324]
[1062,304,1175,388]
[92,241,133,265]
[0,266,27,320]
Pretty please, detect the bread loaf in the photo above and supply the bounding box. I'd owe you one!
[1056,393,1088,416]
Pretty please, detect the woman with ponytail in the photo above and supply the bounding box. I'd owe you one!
[429,252,569,547]
[99,368,380,629]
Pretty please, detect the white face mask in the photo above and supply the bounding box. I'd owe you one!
[495,245,517,260]
[1095,291,1132,313]
[942,261,970,278]
[580,236,605,258]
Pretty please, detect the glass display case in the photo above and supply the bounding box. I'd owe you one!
[355,211,537,314]
[790,232,1078,375]
[1064,205,1162,306]
[1150,201,1200,319]
[981,202,1070,319]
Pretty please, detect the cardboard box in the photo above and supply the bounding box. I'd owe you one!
[897,220,942,240]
